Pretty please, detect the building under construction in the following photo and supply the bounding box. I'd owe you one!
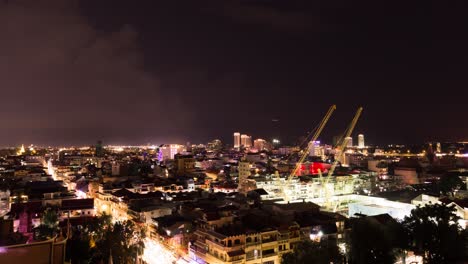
[241,105,365,212]
[254,173,356,204]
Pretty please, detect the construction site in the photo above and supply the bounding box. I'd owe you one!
[240,105,367,214]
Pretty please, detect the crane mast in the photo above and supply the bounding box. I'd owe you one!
[321,107,363,210]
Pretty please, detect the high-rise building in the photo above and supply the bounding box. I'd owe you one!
[158,144,184,161]
[308,141,323,157]
[246,136,252,147]
[238,159,251,181]
[175,154,196,176]
[240,134,252,147]
[345,137,353,148]
[234,132,241,148]
[358,134,365,148]
[241,134,247,146]
[237,158,253,193]
[254,139,267,151]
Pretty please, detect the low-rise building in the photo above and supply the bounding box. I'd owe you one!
[128,204,173,224]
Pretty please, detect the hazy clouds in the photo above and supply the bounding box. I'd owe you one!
[0,0,188,146]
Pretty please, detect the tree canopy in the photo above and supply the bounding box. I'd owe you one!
[281,240,344,264]
[438,174,464,197]
[402,203,467,264]
[35,207,60,240]
[67,214,145,264]
[347,216,405,264]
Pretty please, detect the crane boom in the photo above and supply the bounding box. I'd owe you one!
[324,107,363,185]
[289,104,336,181]
[279,105,336,202]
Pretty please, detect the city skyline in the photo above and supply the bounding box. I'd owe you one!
[0,0,467,146]
[1,1,467,263]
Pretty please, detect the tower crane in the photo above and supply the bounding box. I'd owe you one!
[280,104,336,202]
[319,107,363,210]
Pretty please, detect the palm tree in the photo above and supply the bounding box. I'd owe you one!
[42,208,59,228]
[36,207,59,240]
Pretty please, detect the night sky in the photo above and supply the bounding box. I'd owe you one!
[1,0,467,147]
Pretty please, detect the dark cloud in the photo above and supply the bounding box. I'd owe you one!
[0,0,190,146]
[213,0,321,32]
[0,0,467,147]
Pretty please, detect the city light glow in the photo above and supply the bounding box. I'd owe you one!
[75,190,88,199]
[48,159,57,180]
[142,238,176,264]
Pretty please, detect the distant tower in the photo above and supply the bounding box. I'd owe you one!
[436,142,441,153]
[345,137,353,148]
[358,134,365,148]
[234,132,241,148]
[17,144,25,155]
[426,143,436,164]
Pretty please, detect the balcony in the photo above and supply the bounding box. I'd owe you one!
[189,244,207,255]
[262,252,278,258]
[206,252,226,262]
[246,256,261,262]
[206,240,244,252]
[261,239,278,248]
[261,238,277,243]
[205,251,245,264]
[245,241,261,247]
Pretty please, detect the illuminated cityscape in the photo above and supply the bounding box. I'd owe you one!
[1,1,467,264]
[1,132,467,263]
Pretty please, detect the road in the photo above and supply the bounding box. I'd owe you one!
[47,157,191,264]
[142,238,177,264]
[142,238,192,264]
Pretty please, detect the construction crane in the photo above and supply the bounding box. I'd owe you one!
[280,104,336,201]
[319,107,363,210]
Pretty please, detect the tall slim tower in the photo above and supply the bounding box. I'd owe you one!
[345,137,353,148]
[234,132,241,148]
[358,134,365,148]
